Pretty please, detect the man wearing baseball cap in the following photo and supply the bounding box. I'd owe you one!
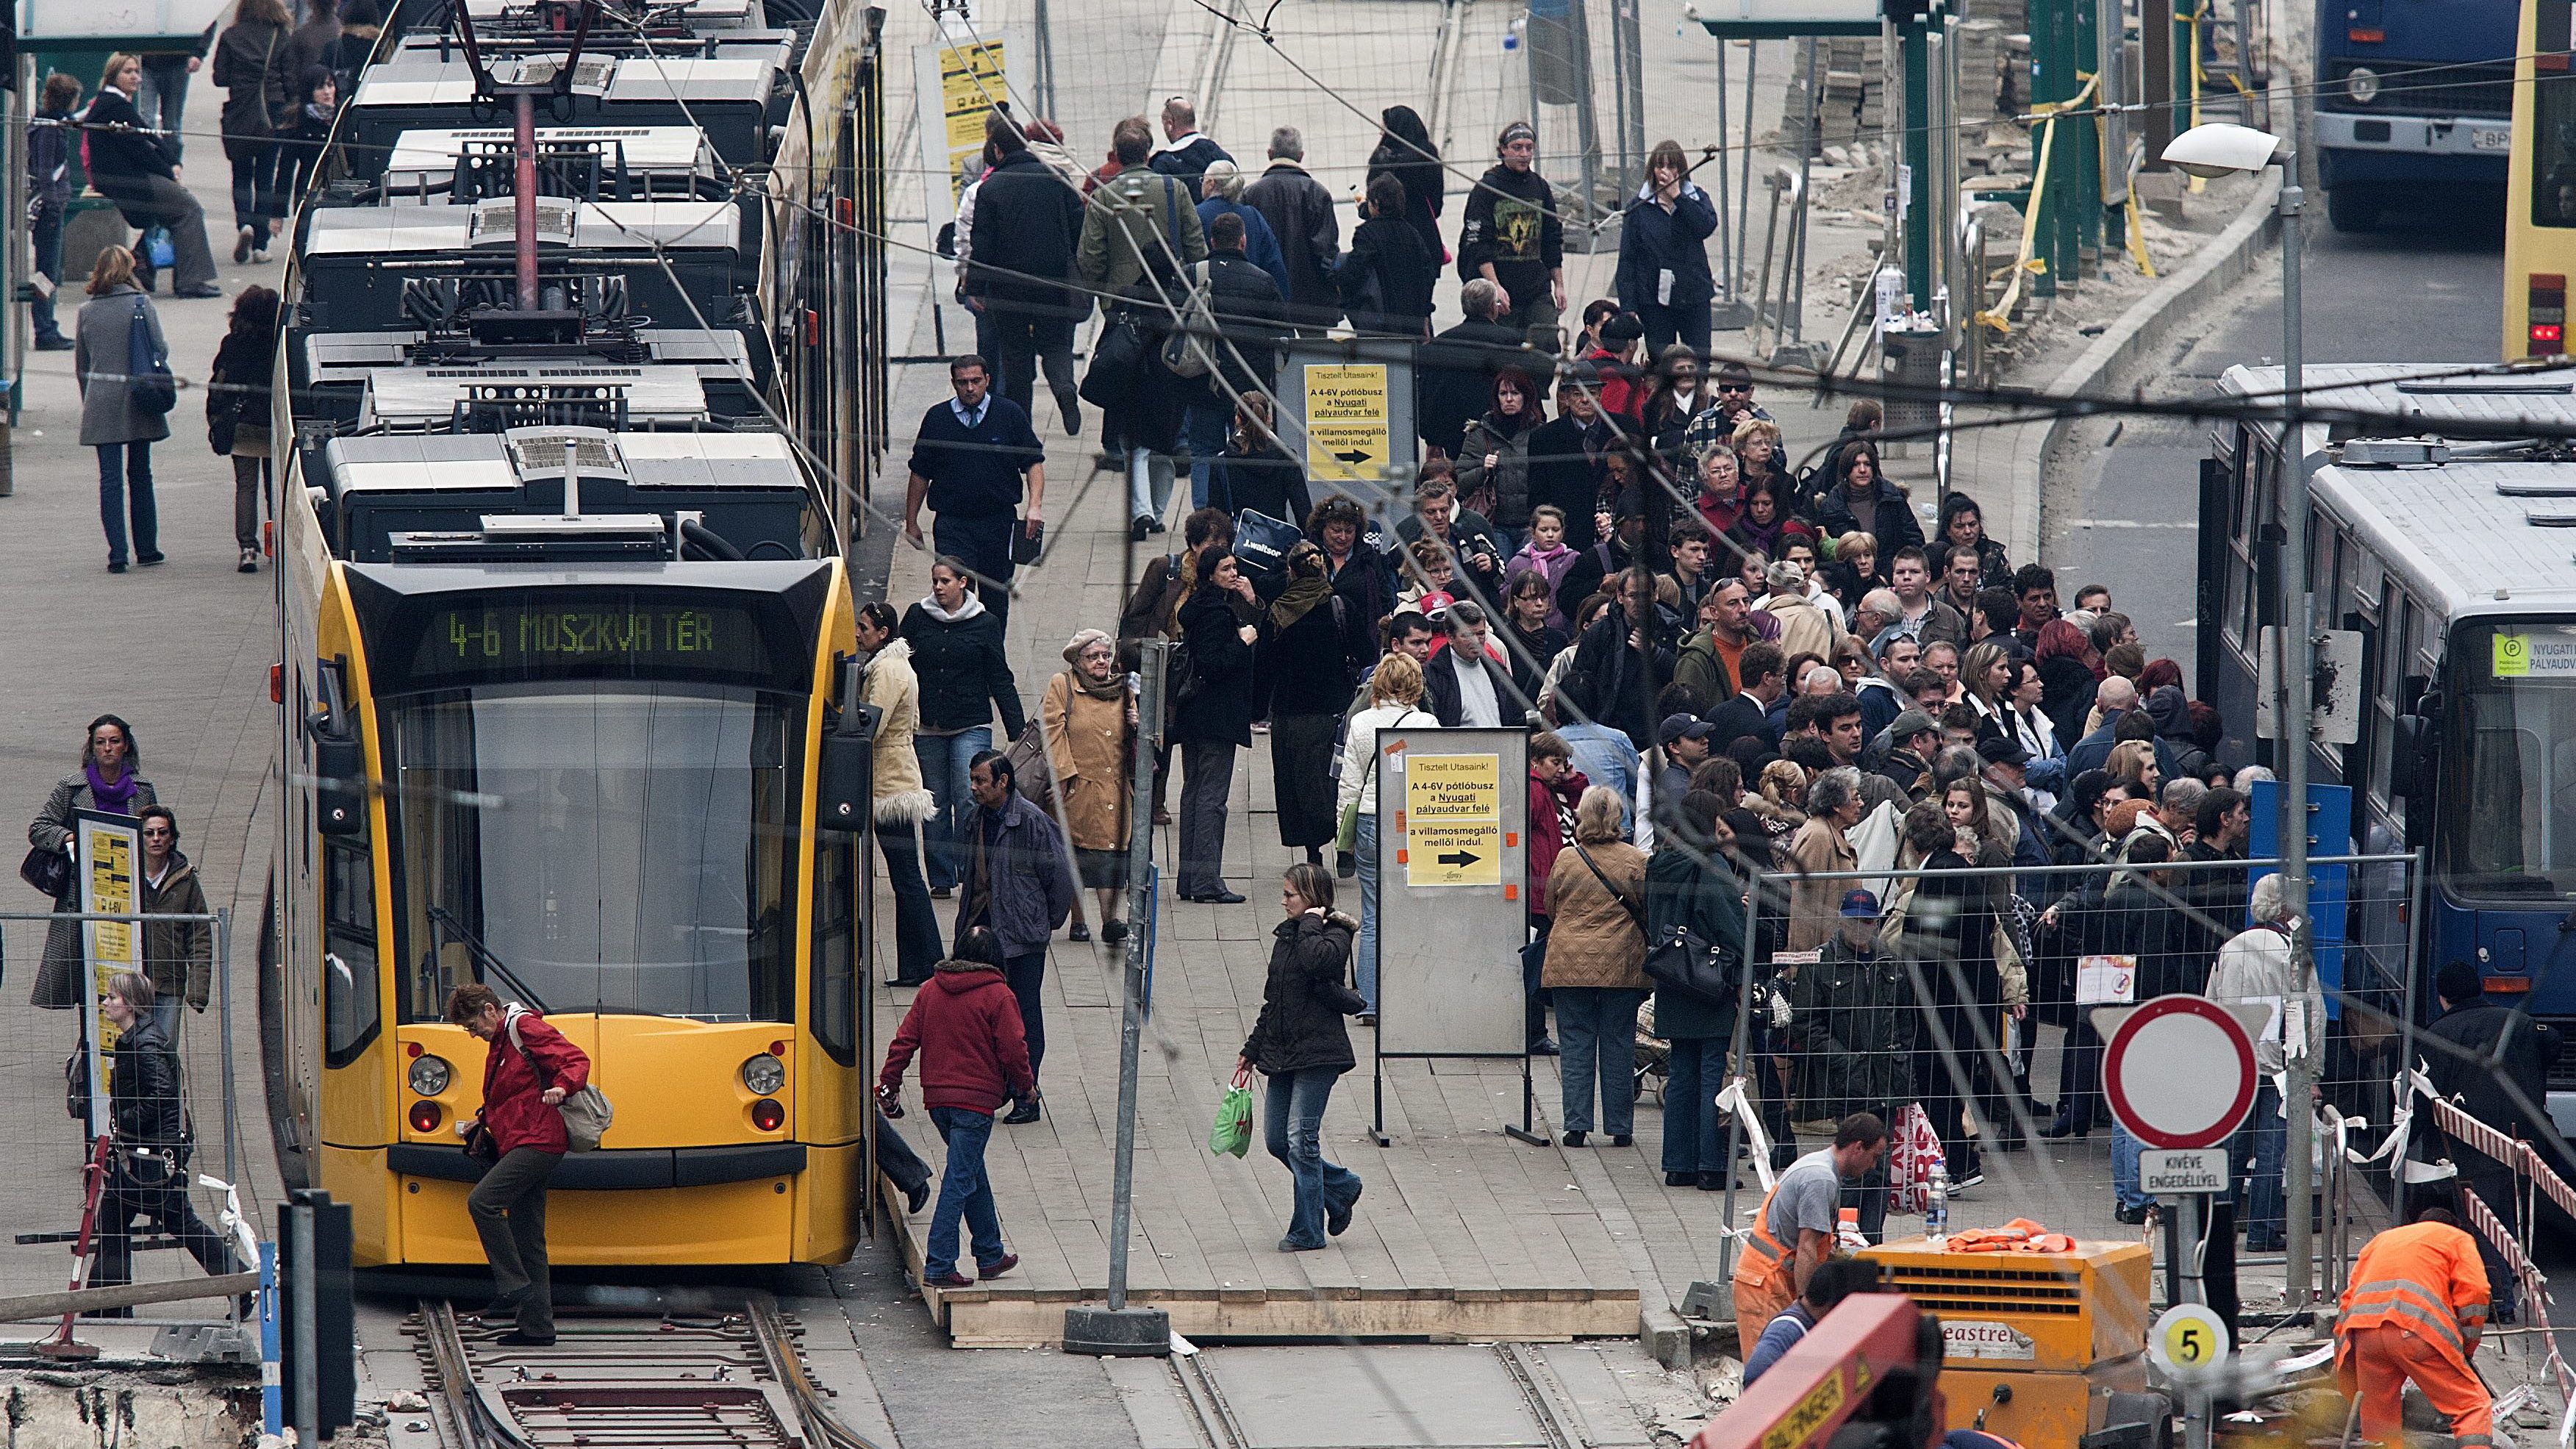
[1872,709,1942,804]
[1647,713,1717,843]
[1458,120,1565,347]
[1786,888,1917,1242]
[1976,734,2053,874]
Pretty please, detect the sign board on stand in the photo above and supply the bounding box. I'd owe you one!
[1277,340,1418,521]
[910,21,1032,253]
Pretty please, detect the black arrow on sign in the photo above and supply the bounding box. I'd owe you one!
[1437,850,1481,867]
[1334,448,1373,465]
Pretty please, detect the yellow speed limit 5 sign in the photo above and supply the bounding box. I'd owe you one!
[2147,1303,2230,1377]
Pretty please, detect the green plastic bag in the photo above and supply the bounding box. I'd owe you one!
[1209,1068,1254,1158]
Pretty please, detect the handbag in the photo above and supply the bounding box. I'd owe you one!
[1642,920,1737,1006]
[63,1051,90,1121]
[461,1117,499,1166]
[505,1008,615,1152]
[143,226,175,271]
[1208,1067,1254,1157]
[21,842,71,900]
[126,297,176,417]
[1078,310,1145,408]
[1002,707,1060,818]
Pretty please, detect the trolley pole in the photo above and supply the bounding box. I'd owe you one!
[1064,640,1171,1357]
[2276,170,2319,1305]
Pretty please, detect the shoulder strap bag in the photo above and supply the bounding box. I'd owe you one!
[506,1008,615,1152]
[126,298,176,417]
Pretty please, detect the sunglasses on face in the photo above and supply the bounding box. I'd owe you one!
[1717,384,1751,394]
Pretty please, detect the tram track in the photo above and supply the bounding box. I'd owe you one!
[417,1291,884,1449]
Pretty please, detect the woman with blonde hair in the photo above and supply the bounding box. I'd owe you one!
[1542,787,1651,1146]
[75,246,170,572]
[1732,415,1792,506]
[2105,738,2161,798]
[80,54,220,296]
[1334,654,1437,1017]
[1042,628,1137,944]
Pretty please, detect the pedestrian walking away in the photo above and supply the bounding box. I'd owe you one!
[950,750,1073,1115]
[447,982,592,1345]
[965,114,1086,429]
[901,355,1047,637]
[854,601,942,986]
[30,715,158,1015]
[1243,126,1342,334]
[1542,787,1651,1145]
[1242,863,1368,1251]
[212,0,296,263]
[89,973,251,1319]
[1646,790,1750,1187]
[1367,104,1446,267]
[209,286,280,572]
[878,926,1035,1288]
[75,247,173,572]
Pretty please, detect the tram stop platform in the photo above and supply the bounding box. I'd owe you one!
[862,431,2167,1351]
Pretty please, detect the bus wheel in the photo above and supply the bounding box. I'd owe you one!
[2327,187,2380,234]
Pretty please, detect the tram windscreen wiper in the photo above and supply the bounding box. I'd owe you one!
[427,904,553,1012]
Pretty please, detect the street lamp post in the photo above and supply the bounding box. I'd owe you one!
[2163,122,2319,1303]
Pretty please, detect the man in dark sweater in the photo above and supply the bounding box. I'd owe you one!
[1458,121,1564,349]
[903,354,1048,635]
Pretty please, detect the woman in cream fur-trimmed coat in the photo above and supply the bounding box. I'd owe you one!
[859,603,941,985]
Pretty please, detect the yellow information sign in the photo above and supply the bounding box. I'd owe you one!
[1403,754,1501,887]
[936,42,1006,169]
[76,814,143,1052]
[1303,363,1393,484]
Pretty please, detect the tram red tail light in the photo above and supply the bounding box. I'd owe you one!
[2532,275,2567,357]
[410,1101,444,1133]
[751,1098,786,1132]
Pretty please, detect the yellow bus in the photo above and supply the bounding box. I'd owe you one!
[2505,0,2576,357]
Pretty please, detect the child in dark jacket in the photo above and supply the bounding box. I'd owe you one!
[877,927,1032,1287]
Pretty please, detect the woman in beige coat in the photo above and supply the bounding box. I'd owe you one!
[1785,766,1862,951]
[1042,629,1137,943]
[858,602,940,985]
[1542,787,1650,1146]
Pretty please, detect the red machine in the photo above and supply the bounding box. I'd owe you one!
[1695,1295,1948,1449]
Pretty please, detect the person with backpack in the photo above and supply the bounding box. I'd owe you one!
[212,0,295,264]
[75,246,172,573]
[446,982,593,1346]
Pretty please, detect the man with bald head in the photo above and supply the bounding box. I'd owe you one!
[2065,675,2139,779]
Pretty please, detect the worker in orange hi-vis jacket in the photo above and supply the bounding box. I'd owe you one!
[1730,1114,1888,1354]
[2336,1199,2494,1448]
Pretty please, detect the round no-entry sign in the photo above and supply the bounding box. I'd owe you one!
[2101,995,2258,1149]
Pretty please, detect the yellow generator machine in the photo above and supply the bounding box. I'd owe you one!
[1859,1237,2170,1448]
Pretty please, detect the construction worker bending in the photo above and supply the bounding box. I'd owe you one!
[2336,1199,2493,1448]
[1731,1113,1889,1355]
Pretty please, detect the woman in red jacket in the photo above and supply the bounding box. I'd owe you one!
[448,983,590,1345]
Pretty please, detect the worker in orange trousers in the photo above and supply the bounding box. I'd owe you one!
[2336,1201,2494,1448]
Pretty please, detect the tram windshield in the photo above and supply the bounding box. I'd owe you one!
[2443,622,2576,901]
[384,683,803,1021]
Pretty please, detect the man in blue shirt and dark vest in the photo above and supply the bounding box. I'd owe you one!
[903,354,1049,634]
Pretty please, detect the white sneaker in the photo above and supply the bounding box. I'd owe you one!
[238,547,260,573]
[251,248,271,265]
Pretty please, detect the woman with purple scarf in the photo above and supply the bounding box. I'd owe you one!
[30,715,157,1010]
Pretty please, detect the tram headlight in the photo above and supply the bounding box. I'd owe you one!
[740,1053,787,1095]
[2345,66,2381,105]
[409,1055,452,1096]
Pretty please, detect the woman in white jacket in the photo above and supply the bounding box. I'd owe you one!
[857,601,942,986]
[2205,873,2322,1253]
[1334,652,1437,1018]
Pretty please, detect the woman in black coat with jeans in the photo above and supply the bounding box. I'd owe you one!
[1240,862,1364,1251]
[899,557,1026,896]
[1645,790,1746,1189]
[1259,543,1367,866]
[1171,549,1261,902]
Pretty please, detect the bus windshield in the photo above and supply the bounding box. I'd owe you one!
[2443,622,2576,899]
[384,682,804,1022]
[2533,67,2576,227]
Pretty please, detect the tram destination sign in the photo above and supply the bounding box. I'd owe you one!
[396,591,792,687]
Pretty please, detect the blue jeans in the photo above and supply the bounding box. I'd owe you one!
[913,728,990,891]
[1556,987,1647,1136]
[136,60,187,160]
[925,1106,1006,1278]
[31,205,63,341]
[2233,1081,2286,1248]
[97,443,158,565]
[149,996,182,1040]
[2112,1123,2150,1213]
[1184,402,1229,511]
[1661,1035,1730,1176]
[876,817,940,982]
[1264,1066,1361,1249]
[1354,812,1380,1011]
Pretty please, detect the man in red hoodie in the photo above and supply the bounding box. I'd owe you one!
[448,982,591,1345]
[878,926,1034,1289]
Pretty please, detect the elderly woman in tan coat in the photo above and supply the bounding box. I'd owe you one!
[1786,765,1863,951]
[1042,629,1138,944]
[857,601,940,986]
[1542,787,1650,1147]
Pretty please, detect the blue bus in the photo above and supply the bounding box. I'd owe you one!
[2314,0,2518,229]
[2199,366,2576,1136]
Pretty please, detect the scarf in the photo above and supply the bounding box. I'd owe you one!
[1268,575,1333,633]
[1069,666,1127,701]
[87,761,138,815]
[917,591,987,624]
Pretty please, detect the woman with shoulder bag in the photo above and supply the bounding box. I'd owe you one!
[1334,654,1437,1018]
[212,0,294,262]
[1092,251,1189,539]
[91,973,250,1315]
[1543,787,1653,1147]
[1645,790,1746,1187]
[1239,863,1367,1252]
[30,715,157,1012]
[74,247,172,573]
[1042,629,1137,945]
[210,286,279,573]
[1170,548,1261,903]
[1258,543,1362,870]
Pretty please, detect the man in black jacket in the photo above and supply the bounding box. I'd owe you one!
[1147,96,1231,191]
[1525,368,1610,548]
[968,120,1087,428]
[1198,212,1289,399]
[1242,126,1341,334]
[1459,121,1564,347]
[1563,566,1677,749]
[1416,277,1525,458]
[1423,601,1514,726]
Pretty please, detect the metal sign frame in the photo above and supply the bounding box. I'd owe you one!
[1276,339,1419,526]
[1368,725,1536,1146]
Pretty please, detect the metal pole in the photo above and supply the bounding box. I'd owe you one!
[1787,43,1819,346]
[1106,640,1166,1313]
[1570,0,1606,229]
[1717,867,1762,1282]
[290,1201,318,1448]
[218,907,238,1194]
[1738,42,1763,296]
[2277,162,2317,1304]
[2100,0,2129,250]
[1715,51,1734,302]
[513,91,539,312]
[2393,847,2426,1209]
[1032,0,1056,116]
